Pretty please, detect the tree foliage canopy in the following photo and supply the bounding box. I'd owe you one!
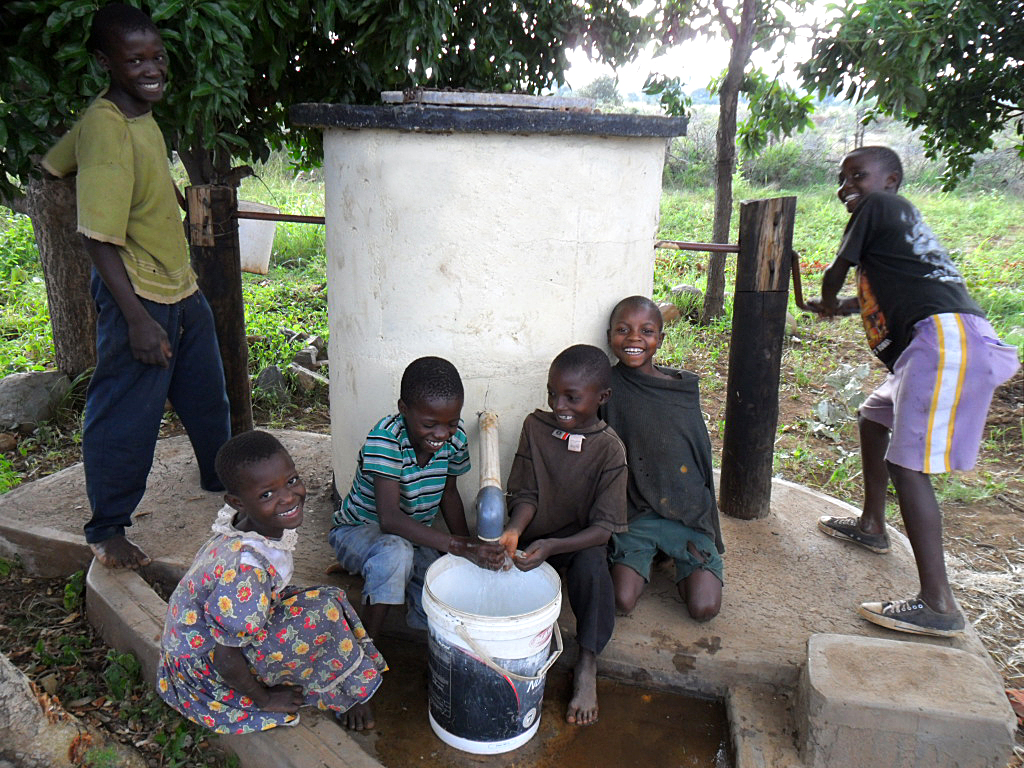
[0,0,645,198]
[800,0,1024,188]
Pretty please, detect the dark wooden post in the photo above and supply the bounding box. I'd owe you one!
[186,185,252,436]
[719,197,796,520]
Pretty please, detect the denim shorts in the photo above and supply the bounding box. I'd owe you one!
[328,523,440,629]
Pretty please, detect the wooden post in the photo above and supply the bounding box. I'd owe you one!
[186,185,252,436]
[719,197,796,520]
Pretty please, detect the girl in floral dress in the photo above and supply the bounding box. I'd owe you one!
[157,431,386,733]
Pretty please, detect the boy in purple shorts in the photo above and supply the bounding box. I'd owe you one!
[807,146,1019,637]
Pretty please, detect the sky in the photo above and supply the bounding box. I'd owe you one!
[561,2,838,97]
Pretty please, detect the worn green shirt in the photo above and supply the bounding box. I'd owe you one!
[42,97,197,303]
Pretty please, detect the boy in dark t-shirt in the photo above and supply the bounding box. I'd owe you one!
[807,146,1019,637]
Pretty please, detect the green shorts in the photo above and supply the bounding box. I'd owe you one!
[609,511,724,585]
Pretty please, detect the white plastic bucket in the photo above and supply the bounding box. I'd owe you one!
[423,554,562,754]
[237,200,279,274]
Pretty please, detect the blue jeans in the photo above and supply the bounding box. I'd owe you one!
[328,523,440,629]
[82,273,230,544]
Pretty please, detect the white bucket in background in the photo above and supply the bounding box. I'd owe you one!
[237,200,279,274]
[423,554,562,754]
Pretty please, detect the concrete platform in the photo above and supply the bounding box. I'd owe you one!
[0,430,1015,767]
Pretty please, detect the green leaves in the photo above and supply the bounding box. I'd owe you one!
[1,0,649,194]
[799,0,1024,189]
[737,68,815,156]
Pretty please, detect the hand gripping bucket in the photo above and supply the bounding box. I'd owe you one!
[423,554,562,754]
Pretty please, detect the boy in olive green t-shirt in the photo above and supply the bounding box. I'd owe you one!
[42,4,229,569]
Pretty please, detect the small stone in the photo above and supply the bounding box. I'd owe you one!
[786,312,799,337]
[288,363,328,391]
[0,371,71,431]
[657,302,682,325]
[291,346,319,370]
[671,284,702,299]
[254,365,289,399]
[306,335,327,356]
[0,432,16,452]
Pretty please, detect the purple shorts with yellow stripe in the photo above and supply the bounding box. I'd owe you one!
[860,313,1019,474]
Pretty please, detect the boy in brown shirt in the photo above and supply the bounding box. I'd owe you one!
[501,344,627,727]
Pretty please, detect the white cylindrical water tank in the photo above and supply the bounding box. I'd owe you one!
[292,102,687,517]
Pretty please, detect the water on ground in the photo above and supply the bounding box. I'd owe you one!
[349,637,732,768]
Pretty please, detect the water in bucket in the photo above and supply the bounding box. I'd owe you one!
[423,554,562,754]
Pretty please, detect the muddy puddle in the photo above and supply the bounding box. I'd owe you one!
[348,637,732,768]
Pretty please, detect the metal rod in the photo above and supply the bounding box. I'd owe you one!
[654,239,739,254]
[237,210,326,225]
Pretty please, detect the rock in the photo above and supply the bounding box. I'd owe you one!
[0,433,15,453]
[786,311,798,337]
[0,371,71,432]
[291,346,319,371]
[305,335,327,356]
[254,365,289,399]
[670,284,702,299]
[657,302,682,325]
[288,363,328,392]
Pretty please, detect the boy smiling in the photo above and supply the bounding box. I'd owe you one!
[807,146,1019,636]
[602,296,724,623]
[42,3,230,570]
[502,344,627,726]
[329,357,504,726]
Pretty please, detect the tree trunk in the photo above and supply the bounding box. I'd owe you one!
[699,0,759,325]
[187,185,253,435]
[24,176,96,378]
[0,652,148,768]
[0,651,92,767]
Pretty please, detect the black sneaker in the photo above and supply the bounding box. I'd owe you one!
[858,597,965,637]
[817,515,890,554]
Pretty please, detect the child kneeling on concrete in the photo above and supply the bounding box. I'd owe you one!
[602,296,724,622]
[500,344,628,726]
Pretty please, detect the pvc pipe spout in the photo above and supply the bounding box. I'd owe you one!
[475,411,506,542]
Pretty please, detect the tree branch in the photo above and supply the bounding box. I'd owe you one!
[712,0,739,40]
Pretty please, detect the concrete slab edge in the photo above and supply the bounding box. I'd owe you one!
[727,684,804,768]
[0,520,92,578]
[84,561,384,768]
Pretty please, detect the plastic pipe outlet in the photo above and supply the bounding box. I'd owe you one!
[475,411,506,542]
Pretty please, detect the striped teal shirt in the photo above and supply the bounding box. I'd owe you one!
[333,414,471,527]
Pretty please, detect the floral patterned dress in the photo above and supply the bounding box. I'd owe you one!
[157,506,386,734]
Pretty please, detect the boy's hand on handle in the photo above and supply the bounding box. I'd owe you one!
[127,315,173,367]
[806,295,858,318]
[514,540,551,572]
[257,684,305,713]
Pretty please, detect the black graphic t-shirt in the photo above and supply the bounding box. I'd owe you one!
[837,192,983,370]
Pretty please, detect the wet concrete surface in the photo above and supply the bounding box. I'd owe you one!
[351,637,731,768]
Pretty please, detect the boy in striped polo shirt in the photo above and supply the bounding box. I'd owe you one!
[807,146,1019,637]
[329,358,505,722]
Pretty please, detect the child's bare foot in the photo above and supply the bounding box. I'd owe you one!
[566,649,598,726]
[339,702,375,731]
[90,536,151,569]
